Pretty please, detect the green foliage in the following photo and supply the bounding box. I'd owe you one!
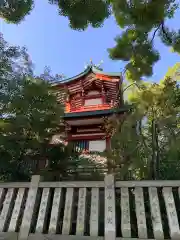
[161,62,180,82]
[108,29,160,81]
[49,0,111,30]
[0,0,34,23]
[0,0,110,28]
[0,34,69,181]
[1,1,180,81]
[107,64,180,180]
[109,0,180,81]
[0,75,64,181]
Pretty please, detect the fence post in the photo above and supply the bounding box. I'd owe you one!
[104,174,116,240]
[19,175,41,240]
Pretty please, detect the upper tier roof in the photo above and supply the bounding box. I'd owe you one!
[52,64,121,85]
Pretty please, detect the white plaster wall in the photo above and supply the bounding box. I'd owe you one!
[87,90,100,95]
[84,98,102,106]
[89,140,106,152]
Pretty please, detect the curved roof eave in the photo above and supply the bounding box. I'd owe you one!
[52,65,121,86]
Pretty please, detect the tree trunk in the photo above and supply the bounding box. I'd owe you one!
[151,119,156,179]
[151,120,160,180]
[154,122,160,179]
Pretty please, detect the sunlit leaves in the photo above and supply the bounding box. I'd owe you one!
[107,63,180,179]
[161,62,180,82]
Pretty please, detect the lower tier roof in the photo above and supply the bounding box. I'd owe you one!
[64,106,130,119]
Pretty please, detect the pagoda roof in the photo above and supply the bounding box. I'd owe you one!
[52,64,121,85]
[64,106,130,118]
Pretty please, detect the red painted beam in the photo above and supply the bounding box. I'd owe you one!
[75,130,103,135]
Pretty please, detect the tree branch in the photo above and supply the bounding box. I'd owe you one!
[151,24,162,43]
[161,21,173,44]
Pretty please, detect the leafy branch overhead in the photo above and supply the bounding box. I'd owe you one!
[1,1,180,81]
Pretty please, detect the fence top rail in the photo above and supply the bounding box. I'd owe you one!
[38,180,180,189]
[115,180,180,188]
[1,178,180,189]
[0,182,30,188]
[39,181,104,188]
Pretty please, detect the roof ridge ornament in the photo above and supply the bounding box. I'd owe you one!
[94,60,103,71]
[84,59,93,69]
[84,59,103,70]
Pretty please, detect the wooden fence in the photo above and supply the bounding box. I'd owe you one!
[1,175,180,239]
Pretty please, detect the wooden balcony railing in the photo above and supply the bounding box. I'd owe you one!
[65,103,112,113]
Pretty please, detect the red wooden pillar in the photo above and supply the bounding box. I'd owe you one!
[101,83,105,104]
[102,94,105,104]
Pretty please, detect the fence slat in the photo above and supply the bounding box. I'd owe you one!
[90,188,99,236]
[0,188,5,203]
[134,187,147,239]
[104,174,116,240]
[121,187,131,238]
[0,188,15,232]
[148,187,164,239]
[19,175,40,240]
[36,188,50,233]
[76,188,87,236]
[0,188,5,214]
[62,188,74,235]
[8,188,25,232]
[48,188,62,234]
[163,187,180,239]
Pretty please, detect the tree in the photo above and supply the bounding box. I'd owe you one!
[39,66,66,83]
[1,1,180,81]
[0,34,70,181]
[104,64,180,180]
[0,77,65,181]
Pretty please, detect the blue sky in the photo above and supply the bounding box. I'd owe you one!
[0,0,179,82]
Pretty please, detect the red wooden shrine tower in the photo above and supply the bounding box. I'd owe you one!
[52,63,126,153]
